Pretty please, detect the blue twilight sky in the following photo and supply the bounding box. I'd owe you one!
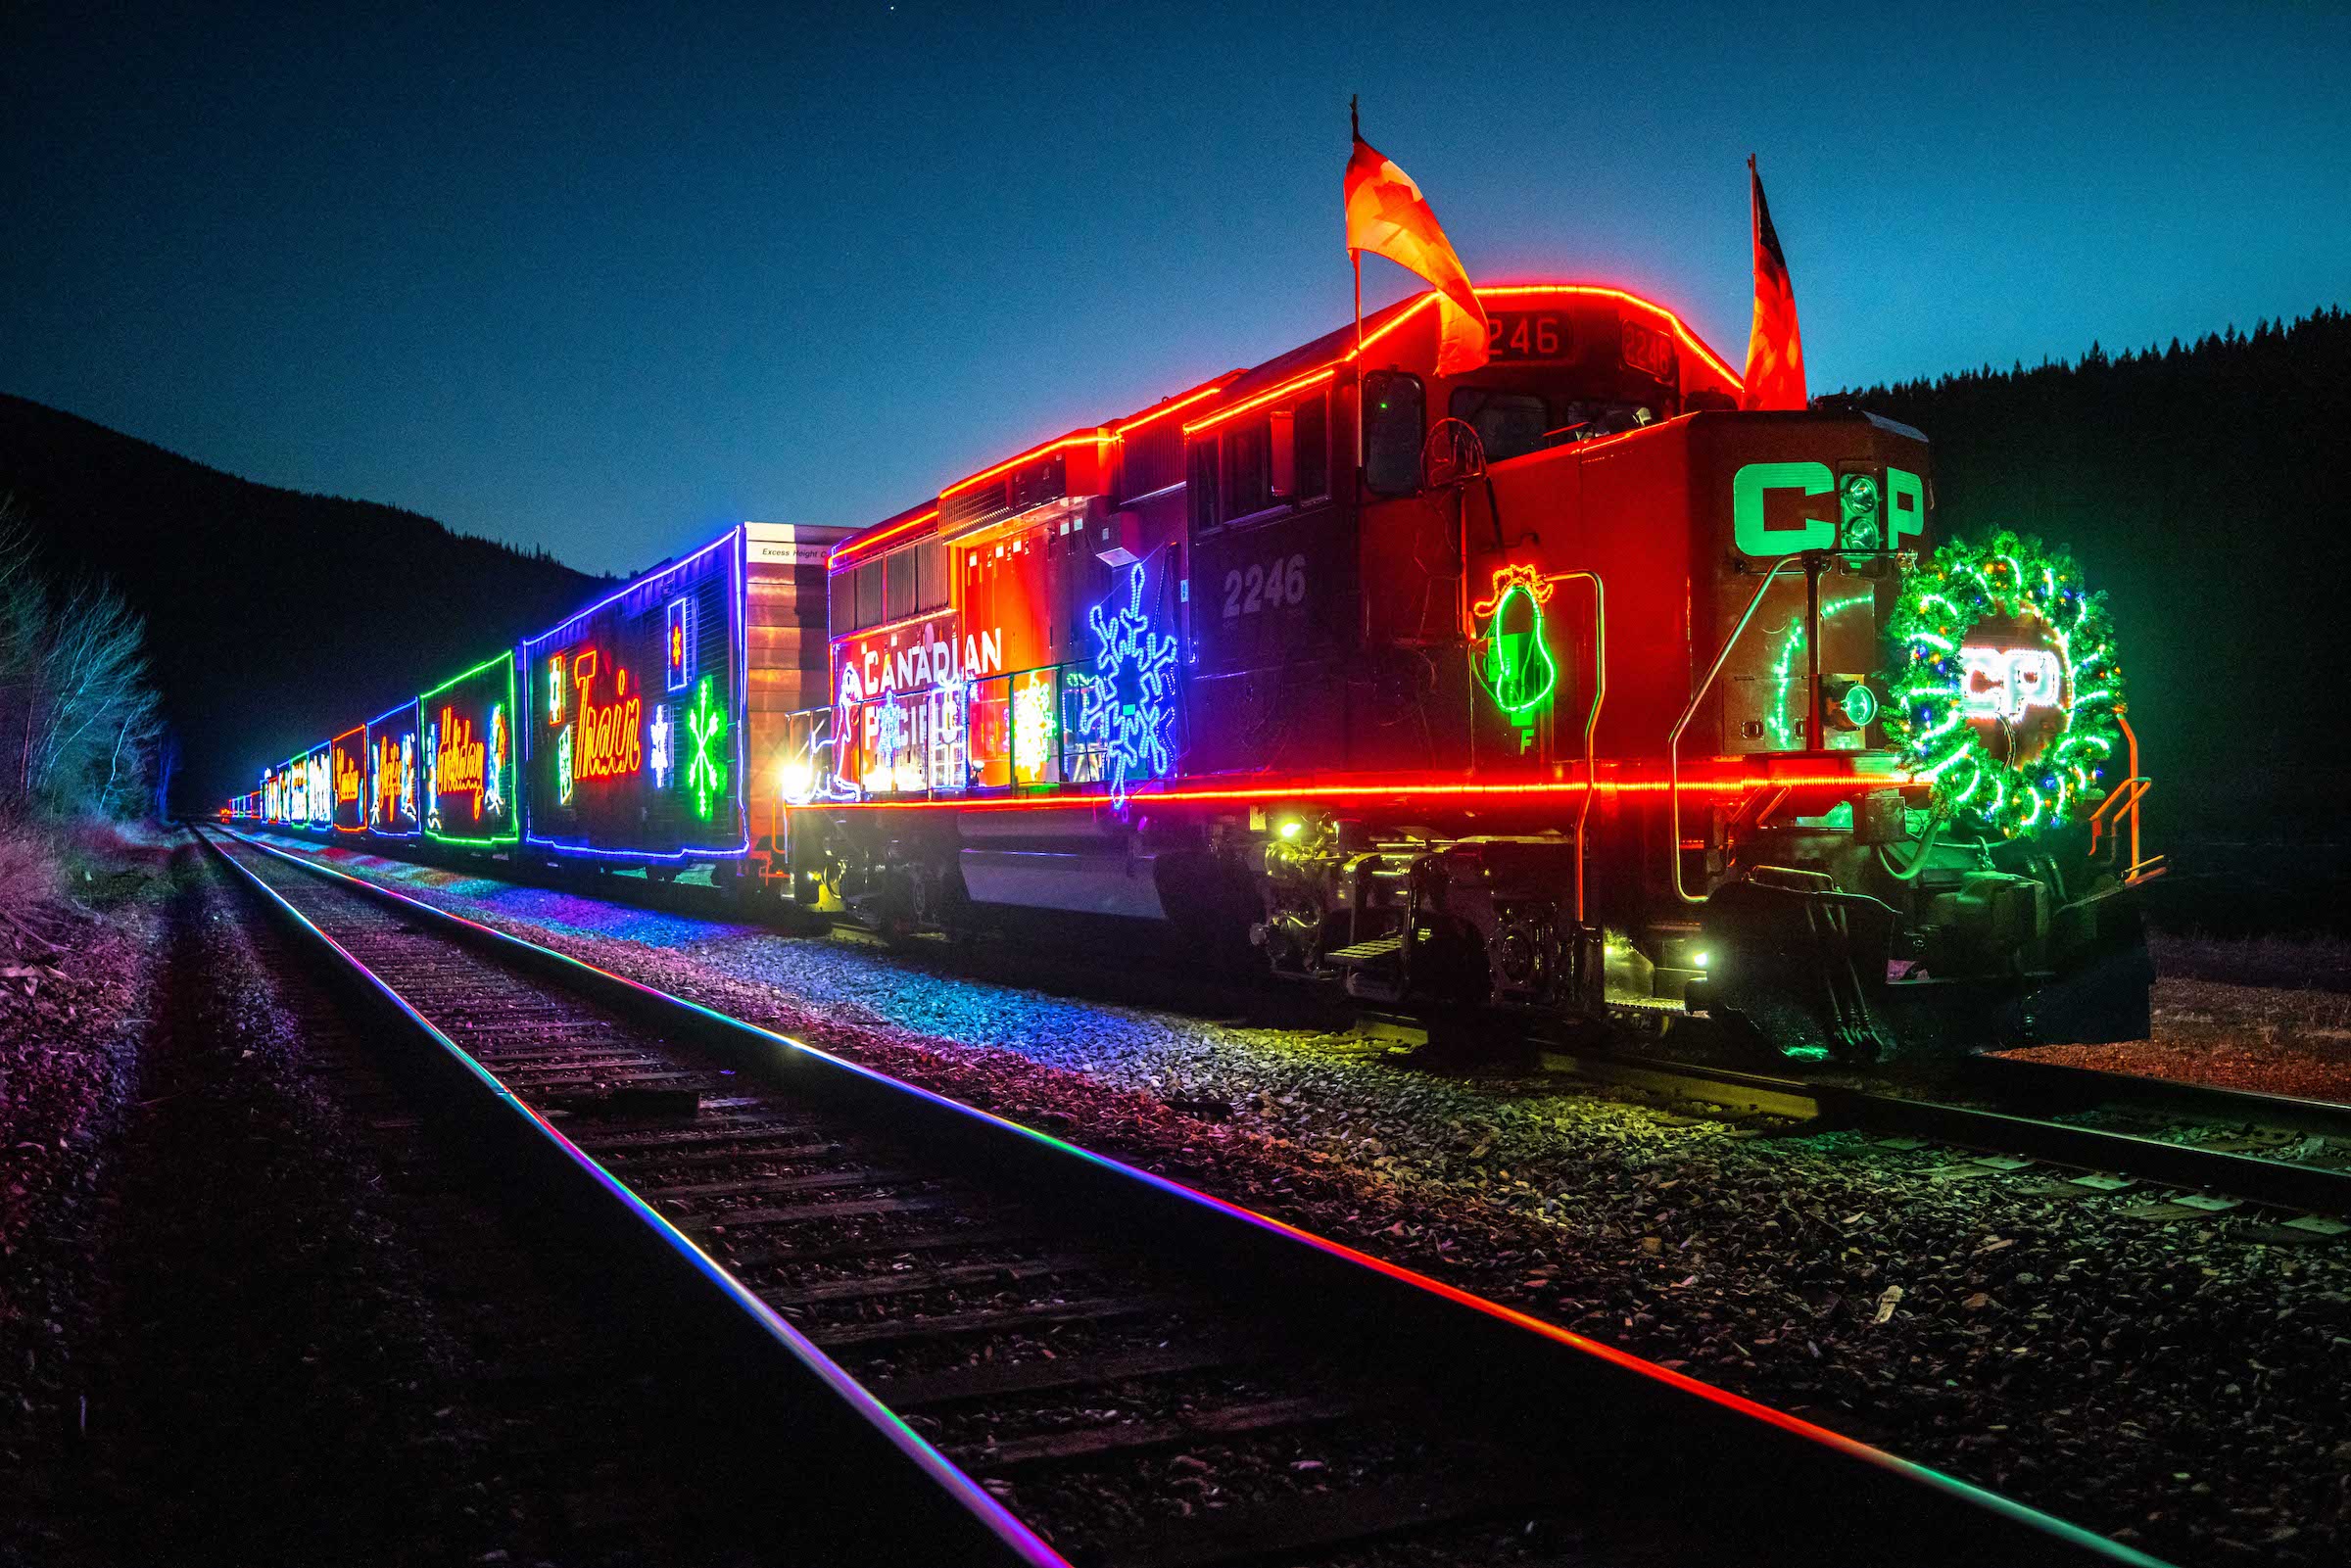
[4,1,2345,576]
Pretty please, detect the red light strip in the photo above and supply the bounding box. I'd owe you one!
[1111,379,1229,435]
[938,433,1109,499]
[828,507,937,570]
[836,281,1741,564]
[1186,283,1742,437]
[1183,366,1339,436]
[823,770,1915,814]
[1478,283,1746,389]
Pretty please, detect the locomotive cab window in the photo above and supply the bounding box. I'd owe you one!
[1362,371,1423,495]
[1289,394,1329,502]
[1447,388,1550,463]
[1187,437,1222,533]
[1223,418,1273,519]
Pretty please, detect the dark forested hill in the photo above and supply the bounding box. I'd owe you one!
[1826,307,2351,841]
[0,395,615,813]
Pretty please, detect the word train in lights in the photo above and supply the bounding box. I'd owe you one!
[570,652,644,782]
[1080,555,1178,809]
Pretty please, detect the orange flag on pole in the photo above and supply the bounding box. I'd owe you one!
[1345,118,1489,376]
[1741,156,1807,410]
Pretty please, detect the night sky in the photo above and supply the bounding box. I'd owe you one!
[6,2,2344,576]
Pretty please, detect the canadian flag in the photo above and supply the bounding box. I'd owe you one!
[1345,130,1490,376]
[1742,156,1807,410]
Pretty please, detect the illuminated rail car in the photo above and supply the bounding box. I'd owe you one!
[785,282,2155,1060]
[516,522,843,877]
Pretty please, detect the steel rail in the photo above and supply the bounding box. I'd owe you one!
[1969,1053,2351,1140]
[211,825,2166,1568]
[197,828,1066,1568]
[1539,1043,2351,1218]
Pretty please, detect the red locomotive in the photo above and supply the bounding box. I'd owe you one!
[792,282,2159,1061]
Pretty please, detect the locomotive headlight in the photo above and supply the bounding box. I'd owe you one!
[1840,472,1884,551]
[1824,676,1880,731]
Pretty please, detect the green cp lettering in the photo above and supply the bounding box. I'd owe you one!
[1733,461,1927,554]
[1732,461,1834,554]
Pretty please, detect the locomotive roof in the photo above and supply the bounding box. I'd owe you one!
[830,282,1740,569]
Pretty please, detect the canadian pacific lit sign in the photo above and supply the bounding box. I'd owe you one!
[834,616,1005,711]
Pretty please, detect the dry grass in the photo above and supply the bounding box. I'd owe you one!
[2151,931,2351,994]
[0,822,63,914]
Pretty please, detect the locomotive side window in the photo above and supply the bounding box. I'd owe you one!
[1187,438,1222,533]
[1362,371,1424,494]
[1292,394,1330,501]
[884,546,917,621]
[829,568,853,636]
[852,559,883,629]
[915,538,949,613]
[1447,388,1549,463]
[1223,418,1272,520]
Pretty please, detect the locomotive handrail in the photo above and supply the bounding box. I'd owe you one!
[1547,571,1606,924]
[1666,553,1809,905]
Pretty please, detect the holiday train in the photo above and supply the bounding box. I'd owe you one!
[226,281,2161,1062]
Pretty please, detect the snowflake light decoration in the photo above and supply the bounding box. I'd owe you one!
[1080,559,1179,809]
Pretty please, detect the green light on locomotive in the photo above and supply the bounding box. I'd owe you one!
[1841,682,1880,729]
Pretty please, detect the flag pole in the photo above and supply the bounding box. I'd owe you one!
[1350,95,1365,489]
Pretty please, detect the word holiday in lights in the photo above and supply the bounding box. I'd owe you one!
[436,706,487,817]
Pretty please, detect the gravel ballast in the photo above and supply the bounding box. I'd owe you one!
[263,837,2351,1565]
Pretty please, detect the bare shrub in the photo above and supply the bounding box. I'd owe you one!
[0,501,167,822]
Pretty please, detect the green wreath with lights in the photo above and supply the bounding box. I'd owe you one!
[1884,529,2126,837]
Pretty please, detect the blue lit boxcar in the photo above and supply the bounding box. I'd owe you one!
[515,522,845,880]
[364,697,421,838]
[417,653,519,850]
[787,282,2160,1062]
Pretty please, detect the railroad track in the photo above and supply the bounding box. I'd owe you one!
[199,827,2160,1568]
[1539,1044,2351,1232]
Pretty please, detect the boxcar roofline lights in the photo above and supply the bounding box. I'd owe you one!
[522,527,743,653]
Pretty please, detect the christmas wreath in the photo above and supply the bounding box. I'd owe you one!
[1884,530,2125,837]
